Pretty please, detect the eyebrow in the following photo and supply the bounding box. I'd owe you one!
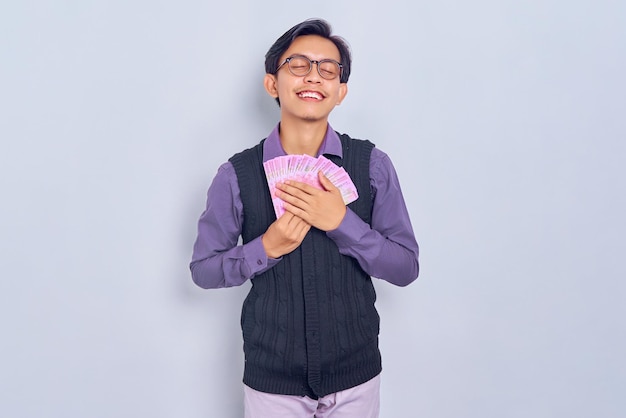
[288,53,341,63]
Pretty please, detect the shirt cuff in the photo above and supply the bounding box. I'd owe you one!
[326,209,369,246]
[243,236,281,276]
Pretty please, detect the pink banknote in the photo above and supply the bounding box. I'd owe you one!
[263,154,359,218]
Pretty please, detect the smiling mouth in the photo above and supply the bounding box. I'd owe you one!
[297,91,324,100]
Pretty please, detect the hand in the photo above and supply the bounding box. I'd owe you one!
[276,171,347,231]
[262,212,311,258]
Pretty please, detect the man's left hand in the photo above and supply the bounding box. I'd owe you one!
[276,171,347,231]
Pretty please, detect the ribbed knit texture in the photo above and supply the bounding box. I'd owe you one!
[229,134,379,399]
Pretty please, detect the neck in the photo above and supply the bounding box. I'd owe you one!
[278,118,329,156]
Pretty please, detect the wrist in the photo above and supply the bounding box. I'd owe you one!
[327,206,347,231]
[261,234,280,258]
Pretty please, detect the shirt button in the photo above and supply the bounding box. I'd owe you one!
[257,259,263,265]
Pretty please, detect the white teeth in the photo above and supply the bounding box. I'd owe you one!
[298,91,322,100]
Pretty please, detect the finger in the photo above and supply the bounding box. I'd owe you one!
[280,180,317,196]
[277,211,295,223]
[282,200,309,222]
[318,172,338,192]
[281,211,308,229]
[287,212,307,227]
[278,188,310,211]
[283,215,310,243]
[293,217,311,236]
[297,223,311,239]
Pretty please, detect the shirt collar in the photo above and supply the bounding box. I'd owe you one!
[263,123,343,162]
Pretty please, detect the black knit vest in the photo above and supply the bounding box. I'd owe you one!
[229,134,380,398]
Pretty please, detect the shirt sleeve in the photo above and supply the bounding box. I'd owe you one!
[189,162,280,289]
[326,149,419,286]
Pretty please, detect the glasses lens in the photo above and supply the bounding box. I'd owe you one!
[288,57,311,76]
[319,61,340,80]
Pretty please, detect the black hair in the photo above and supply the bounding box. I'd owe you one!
[265,18,352,84]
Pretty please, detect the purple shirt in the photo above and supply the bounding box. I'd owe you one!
[190,124,419,288]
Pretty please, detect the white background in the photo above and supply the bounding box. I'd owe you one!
[1,1,624,417]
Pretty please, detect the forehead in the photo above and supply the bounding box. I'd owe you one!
[281,35,341,62]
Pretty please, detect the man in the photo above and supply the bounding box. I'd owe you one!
[191,18,419,418]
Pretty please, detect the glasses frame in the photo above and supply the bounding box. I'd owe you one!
[276,55,343,80]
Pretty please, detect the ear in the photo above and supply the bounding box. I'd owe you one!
[264,74,279,98]
[336,83,348,105]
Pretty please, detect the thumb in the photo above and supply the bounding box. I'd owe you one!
[318,171,338,192]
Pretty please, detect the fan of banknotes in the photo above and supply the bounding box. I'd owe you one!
[263,154,359,218]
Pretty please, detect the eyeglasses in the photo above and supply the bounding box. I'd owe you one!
[276,55,343,80]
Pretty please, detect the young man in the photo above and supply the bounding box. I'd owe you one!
[190,19,419,418]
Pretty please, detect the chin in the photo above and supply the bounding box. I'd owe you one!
[301,115,323,122]
[299,110,329,122]
[283,106,329,123]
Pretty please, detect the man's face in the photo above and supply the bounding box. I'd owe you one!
[264,35,348,123]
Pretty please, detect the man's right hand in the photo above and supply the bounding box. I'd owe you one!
[261,212,311,258]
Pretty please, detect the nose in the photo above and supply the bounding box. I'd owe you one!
[304,62,322,83]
